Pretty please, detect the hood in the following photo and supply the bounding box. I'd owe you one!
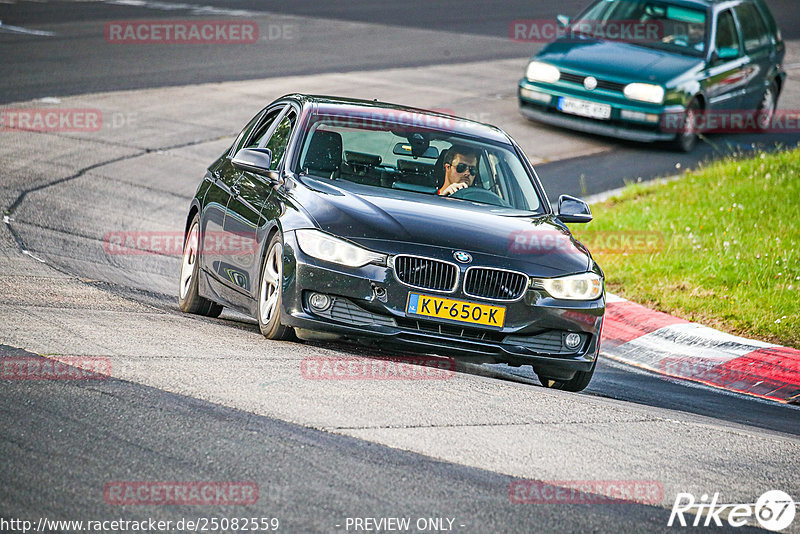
[292,177,591,276]
[537,39,703,84]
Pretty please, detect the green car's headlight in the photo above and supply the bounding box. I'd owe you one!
[296,229,385,268]
[526,61,561,84]
[534,273,604,300]
[623,83,665,104]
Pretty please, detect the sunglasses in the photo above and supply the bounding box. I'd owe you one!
[451,162,478,175]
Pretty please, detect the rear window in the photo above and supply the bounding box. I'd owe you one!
[734,2,771,52]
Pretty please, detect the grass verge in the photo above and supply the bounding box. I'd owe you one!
[572,147,800,348]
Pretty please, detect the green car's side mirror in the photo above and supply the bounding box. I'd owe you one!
[713,47,740,62]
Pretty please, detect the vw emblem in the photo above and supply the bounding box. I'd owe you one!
[453,251,472,264]
[584,76,598,91]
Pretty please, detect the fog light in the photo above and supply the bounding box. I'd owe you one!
[621,110,660,123]
[309,292,331,312]
[520,88,552,104]
[564,333,582,349]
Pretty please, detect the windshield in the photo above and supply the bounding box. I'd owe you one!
[571,0,707,56]
[295,113,544,214]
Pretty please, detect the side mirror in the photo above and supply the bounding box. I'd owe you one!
[557,14,570,28]
[232,148,281,184]
[712,47,739,62]
[557,195,592,223]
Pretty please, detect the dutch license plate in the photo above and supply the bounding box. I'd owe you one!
[406,293,506,328]
[558,97,612,120]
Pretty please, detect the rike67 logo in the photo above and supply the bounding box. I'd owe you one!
[669,490,797,531]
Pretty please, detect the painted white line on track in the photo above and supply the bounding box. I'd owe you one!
[0,21,55,37]
[22,250,46,263]
[104,0,259,17]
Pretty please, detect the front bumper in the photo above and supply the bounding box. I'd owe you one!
[518,79,678,143]
[280,232,604,372]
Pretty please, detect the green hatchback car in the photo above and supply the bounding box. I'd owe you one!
[518,0,786,151]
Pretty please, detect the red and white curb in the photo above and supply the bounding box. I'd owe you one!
[601,294,800,404]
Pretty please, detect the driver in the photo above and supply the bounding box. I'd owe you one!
[437,146,479,196]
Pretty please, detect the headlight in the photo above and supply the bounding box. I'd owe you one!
[623,83,665,104]
[526,61,561,84]
[535,273,603,300]
[296,229,385,268]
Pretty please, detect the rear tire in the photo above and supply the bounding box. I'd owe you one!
[537,359,597,392]
[756,79,778,131]
[178,215,223,318]
[257,232,294,340]
[670,98,701,152]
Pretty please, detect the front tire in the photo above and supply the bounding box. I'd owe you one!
[670,98,701,152]
[178,216,223,317]
[257,232,293,340]
[537,359,597,392]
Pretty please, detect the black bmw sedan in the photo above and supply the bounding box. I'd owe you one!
[179,94,605,391]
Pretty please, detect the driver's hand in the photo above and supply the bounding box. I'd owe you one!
[440,182,468,196]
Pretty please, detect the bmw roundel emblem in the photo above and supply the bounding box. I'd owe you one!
[453,251,472,263]
[584,76,598,91]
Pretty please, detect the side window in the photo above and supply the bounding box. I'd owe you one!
[263,112,296,169]
[733,2,770,52]
[715,10,742,58]
[245,108,283,149]
[231,110,263,156]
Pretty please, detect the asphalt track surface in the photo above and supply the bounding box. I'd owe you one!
[1,1,800,533]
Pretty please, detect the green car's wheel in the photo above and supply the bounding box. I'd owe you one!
[671,98,701,153]
[756,79,779,131]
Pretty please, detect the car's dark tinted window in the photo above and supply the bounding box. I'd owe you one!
[230,110,264,156]
[246,108,283,149]
[716,10,741,57]
[263,112,296,169]
[753,0,780,41]
[734,2,770,52]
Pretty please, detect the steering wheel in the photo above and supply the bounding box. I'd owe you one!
[450,186,511,207]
